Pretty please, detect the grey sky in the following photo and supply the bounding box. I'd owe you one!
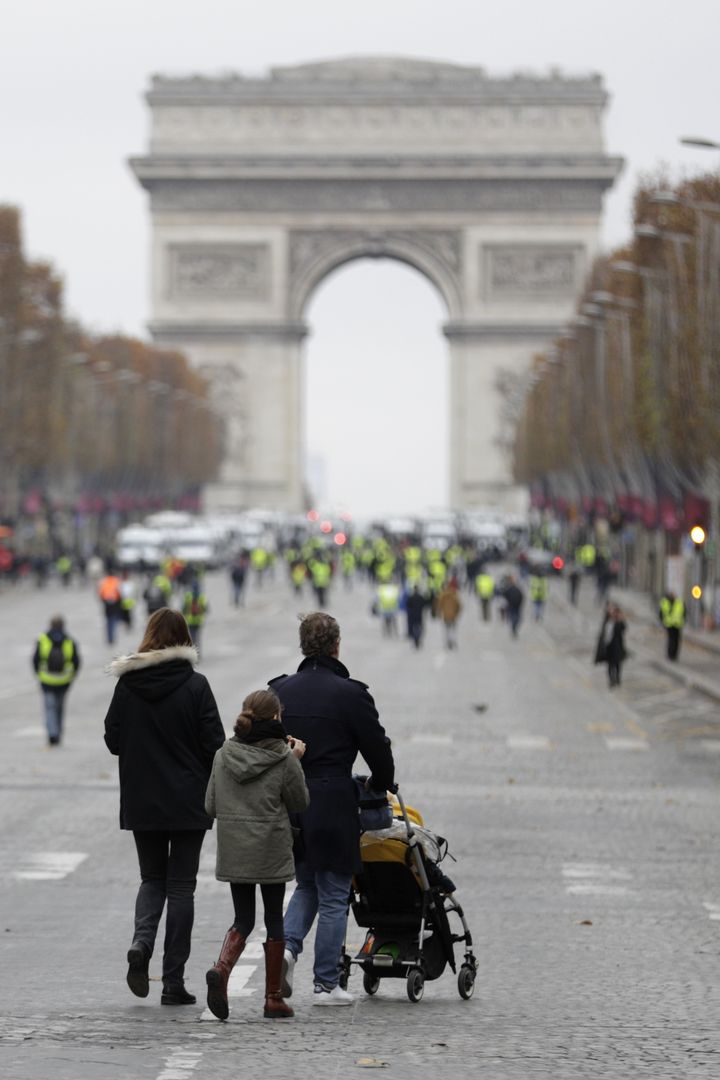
[2,0,719,516]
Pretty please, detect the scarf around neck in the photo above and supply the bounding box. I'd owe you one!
[237,717,288,745]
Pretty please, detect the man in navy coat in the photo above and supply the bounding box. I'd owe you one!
[269,611,394,1005]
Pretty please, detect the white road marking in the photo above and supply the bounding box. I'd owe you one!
[12,726,45,738]
[565,883,634,896]
[12,852,88,881]
[433,653,447,670]
[702,901,720,921]
[604,736,649,752]
[200,964,258,1020]
[562,862,635,897]
[507,735,551,751]
[156,1048,203,1079]
[700,740,720,754]
[563,865,632,880]
[410,733,453,746]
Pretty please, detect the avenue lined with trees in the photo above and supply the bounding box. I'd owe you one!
[0,206,223,524]
[514,171,720,601]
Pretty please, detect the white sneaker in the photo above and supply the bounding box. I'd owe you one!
[281,949,295,997]
[312,983,354,1006]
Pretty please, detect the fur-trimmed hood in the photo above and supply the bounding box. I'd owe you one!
[107,645,198,703]
[108,645,198,678]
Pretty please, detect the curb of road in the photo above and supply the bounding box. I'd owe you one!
[552,584,720,707]
[648,658,720,705]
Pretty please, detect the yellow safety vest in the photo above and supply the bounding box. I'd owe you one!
[659,597,685,629]
[37,634,75,687]
[475,574,494,599]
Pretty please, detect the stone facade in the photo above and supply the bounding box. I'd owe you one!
[130,56,622,512]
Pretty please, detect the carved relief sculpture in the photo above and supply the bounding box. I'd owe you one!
[169,244,271,300]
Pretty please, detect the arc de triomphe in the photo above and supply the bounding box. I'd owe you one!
[130,57,622,513]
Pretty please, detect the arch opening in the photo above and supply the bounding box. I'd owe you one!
[303,258,448,520]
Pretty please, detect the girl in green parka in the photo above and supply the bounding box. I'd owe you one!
[204,689,309,1021]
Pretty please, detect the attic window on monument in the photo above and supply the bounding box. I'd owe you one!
[303,259,448,518]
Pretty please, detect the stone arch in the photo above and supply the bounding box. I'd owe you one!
[131,57,622,512]
[289,230,461,320]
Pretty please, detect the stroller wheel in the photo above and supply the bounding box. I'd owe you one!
[458,965,475,1000]
[363,972,381,996]
[338,970,349,991]
[406,968,425,1003]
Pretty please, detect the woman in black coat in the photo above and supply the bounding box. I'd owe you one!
[104,608,225,1005]
[605,604,627,687]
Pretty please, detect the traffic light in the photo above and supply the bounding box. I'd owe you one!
[690,525,706,547]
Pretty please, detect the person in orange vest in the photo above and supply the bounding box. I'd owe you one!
[98,568,123,645]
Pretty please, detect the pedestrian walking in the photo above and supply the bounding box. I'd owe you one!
[104,608,225,1006]
[659,591,685,661]
[98,569,123,645]
[376,581,400,637]
[120,570,137,631]
[501,576,524,638]
[474,569,495,621]
[204,689,309,1021]
[32,615,81,746]
[567,563,581,606]
[529,573,549,622]
[435,580,462,649]
[405,585,427,648]
[605,604,627,687]
[230,555,248,607]
[182,578,209,653]
[269,612,395,1005]
[309,557,331,607]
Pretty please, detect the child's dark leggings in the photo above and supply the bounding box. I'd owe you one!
[230,882,286,939]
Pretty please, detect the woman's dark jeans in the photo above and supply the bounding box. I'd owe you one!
[132,830,205,987]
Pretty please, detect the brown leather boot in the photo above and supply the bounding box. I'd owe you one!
[263,939,294,1018]
[205,927,246,1020]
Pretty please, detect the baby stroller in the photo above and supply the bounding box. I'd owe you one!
[339,785,477,1003]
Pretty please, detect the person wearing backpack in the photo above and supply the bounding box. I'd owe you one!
[32,615,81,746]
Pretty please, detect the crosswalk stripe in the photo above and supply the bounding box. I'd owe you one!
[702,902,720,921]
[507,735,551,750]
[562,862,635,897]
[604,736,649,752]
[156,1048,203,1079]
[11,852,88,881]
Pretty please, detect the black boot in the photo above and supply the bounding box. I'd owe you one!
[161,982,197,1006]
[126,942,150,998]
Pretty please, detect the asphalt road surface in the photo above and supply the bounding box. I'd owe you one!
[1,569,719,1079]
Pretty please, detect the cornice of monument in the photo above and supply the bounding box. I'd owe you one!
[130,154,624,185]
[147,56,609,105]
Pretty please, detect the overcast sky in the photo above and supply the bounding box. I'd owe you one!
[2,0,719,516]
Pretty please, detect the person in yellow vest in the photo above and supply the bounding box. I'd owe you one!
[659,591,686,661]
[376,581,400,637]
[32,615,81,746]
[251,547,270,585]
[529,573,549,622]
[290,560,307,596]
[183,580,209,652]
[340,549,356,590]
[475,570,495,622]
[309,558,332,607]
[56,553,72,587]
[120,569,137,631]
